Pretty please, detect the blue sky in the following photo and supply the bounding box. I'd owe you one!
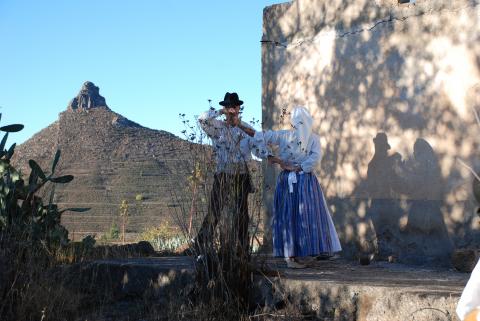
[0,0,284,144]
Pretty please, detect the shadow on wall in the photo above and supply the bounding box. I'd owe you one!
[261,0,480,265]
[354,133,453,265]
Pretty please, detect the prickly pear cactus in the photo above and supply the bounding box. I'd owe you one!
[0,114,89,249]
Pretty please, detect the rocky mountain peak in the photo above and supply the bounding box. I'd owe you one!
[67,81,108,111]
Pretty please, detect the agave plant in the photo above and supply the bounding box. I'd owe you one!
[0,114,91,321]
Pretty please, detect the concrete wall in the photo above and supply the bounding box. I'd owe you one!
[262,0,480,266]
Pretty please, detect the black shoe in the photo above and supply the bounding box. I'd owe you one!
[316,253,333,260]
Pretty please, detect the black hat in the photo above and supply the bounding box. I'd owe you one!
[219,92,243,107]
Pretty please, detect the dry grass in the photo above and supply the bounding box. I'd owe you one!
[0,232,82,321]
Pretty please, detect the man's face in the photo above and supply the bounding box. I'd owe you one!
[224,105,240,117]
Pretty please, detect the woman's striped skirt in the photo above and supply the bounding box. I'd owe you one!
[272,170,342,258]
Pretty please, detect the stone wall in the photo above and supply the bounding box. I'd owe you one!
[262,0,480,265]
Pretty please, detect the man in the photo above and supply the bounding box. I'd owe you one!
[194,92,261,260]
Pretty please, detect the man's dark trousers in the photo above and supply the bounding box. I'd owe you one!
[196,172,251,259]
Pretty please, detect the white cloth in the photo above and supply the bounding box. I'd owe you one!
[457,259,480,321]
[290,106,313,158]
[287,171,297,193]
[198,109,268,173]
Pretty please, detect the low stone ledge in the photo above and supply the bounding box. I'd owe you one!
[58,256,469,320]
[254,258,468,321]
[61,256,195,302]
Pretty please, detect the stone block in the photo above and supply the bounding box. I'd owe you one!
[452,249,479,273]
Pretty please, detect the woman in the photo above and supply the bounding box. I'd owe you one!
[254,106,341,268]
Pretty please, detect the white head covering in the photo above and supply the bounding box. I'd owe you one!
[290,106,313,157]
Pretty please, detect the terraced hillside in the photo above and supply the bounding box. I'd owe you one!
[12,82,199,241]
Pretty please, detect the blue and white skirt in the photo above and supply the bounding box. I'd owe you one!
[272,171,342,258]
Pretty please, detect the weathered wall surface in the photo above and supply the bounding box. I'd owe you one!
[262,0,480,265]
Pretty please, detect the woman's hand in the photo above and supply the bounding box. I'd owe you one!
[280,162,301,172]
[268,156,283,166]
[268,156,301,172]
[237,121,255,136]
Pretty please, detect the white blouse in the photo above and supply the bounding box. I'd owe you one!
[198,109,268,173]
[254,129,322,173]
[457,259,480,321]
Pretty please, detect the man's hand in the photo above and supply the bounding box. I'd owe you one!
[231,115,240,127]
[222,107,236,115]
[223,107,240,127]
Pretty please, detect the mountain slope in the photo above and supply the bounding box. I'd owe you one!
[12,82,195,241]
